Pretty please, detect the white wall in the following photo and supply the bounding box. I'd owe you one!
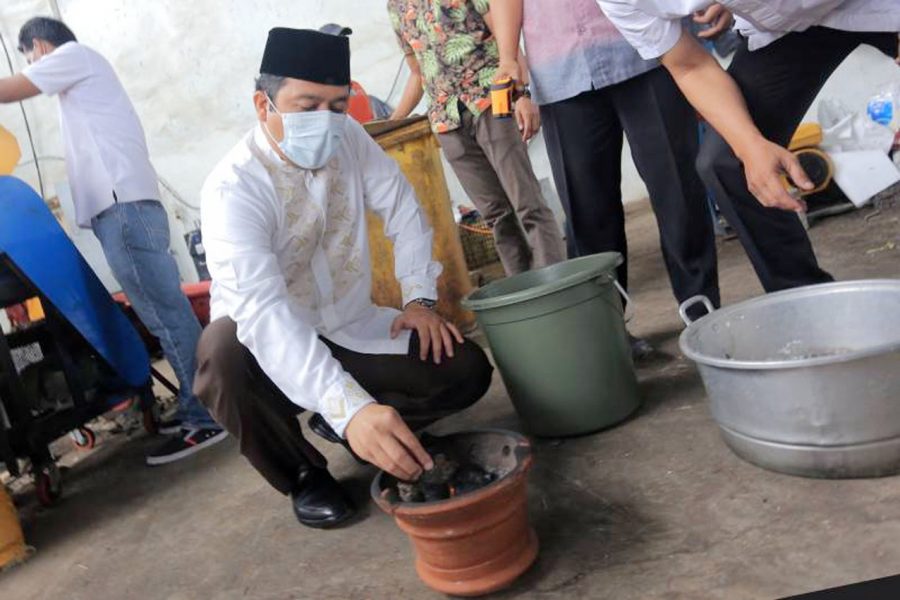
[0,0,67,199]
[1,1,898,247]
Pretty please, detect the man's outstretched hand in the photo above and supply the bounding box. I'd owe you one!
[658,17,809,213]
[738,137,812,212]
[345,404,433,481]
[391,303,464,364]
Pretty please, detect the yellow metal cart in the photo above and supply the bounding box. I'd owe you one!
[365,117,475,330]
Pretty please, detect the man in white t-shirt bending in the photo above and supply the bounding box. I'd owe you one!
[0,17,226,465]
[597,1,899,294]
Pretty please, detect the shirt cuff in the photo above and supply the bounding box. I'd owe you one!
[320,377,376,438]
[400,275,439,308]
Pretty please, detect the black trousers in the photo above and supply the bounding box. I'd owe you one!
[540,66,720,306]
[194,318,493,495]
[696,28,899,292]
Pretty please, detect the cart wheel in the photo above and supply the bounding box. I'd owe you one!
[70,427,97,450]
[35,467,62,507]
[143,407,159,435]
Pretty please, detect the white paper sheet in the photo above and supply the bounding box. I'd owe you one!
[830,150,900,207]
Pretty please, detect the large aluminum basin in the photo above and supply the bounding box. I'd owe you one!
[679,280,900,478]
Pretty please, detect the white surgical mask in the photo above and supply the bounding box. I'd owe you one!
[265,99,347,170]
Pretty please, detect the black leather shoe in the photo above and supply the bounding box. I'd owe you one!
[291,467,356,529]
[628,333,655,362]
[308,413,366,464]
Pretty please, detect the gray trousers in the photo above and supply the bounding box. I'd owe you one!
[439,107,566,275]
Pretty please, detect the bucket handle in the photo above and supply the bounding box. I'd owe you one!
[612,279,634,324]
[594,275,633,322]
[678,295,715,326]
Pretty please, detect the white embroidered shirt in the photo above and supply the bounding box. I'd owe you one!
[201,120,442,436]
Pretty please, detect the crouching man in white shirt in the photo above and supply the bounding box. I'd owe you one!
[597,0,900,294]
[197,28,493,529]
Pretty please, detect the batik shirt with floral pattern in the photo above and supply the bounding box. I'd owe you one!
[388,0,498,134]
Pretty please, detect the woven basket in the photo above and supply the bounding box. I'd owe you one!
[458,219,500,270]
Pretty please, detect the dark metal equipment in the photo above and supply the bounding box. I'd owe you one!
[0,257,156,505]
[0,176,159,506]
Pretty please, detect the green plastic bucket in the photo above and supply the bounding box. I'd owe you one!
[462,253,641,437]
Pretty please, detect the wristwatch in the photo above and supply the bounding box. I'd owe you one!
[515,82,532,100]
[406,297,437,310]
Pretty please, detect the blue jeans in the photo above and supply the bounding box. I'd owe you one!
[92,200,217,429]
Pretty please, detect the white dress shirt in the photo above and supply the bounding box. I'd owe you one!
[597,0,900,58]
[201,119,442,437]
[22,42,160,227]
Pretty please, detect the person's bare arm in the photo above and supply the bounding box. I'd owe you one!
[512,51,540,140]
[0,75,41,103]
[485,0,524,81]
[661,30,812,212]
[514,37,530,85]
[390,54,425,120]
[483,7,539,138]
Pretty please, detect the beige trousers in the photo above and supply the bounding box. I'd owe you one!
[439,107,566,275]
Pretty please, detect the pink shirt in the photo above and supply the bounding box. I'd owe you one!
[523,0,657,105]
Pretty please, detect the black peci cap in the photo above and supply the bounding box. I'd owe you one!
[259,28,350,85]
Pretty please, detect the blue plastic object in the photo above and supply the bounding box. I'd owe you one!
[0,176,150,386]
[867,96,893,127]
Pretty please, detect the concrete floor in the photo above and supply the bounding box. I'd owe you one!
[2,196,900,600]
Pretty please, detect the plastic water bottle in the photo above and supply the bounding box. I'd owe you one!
[868,95,893,127]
